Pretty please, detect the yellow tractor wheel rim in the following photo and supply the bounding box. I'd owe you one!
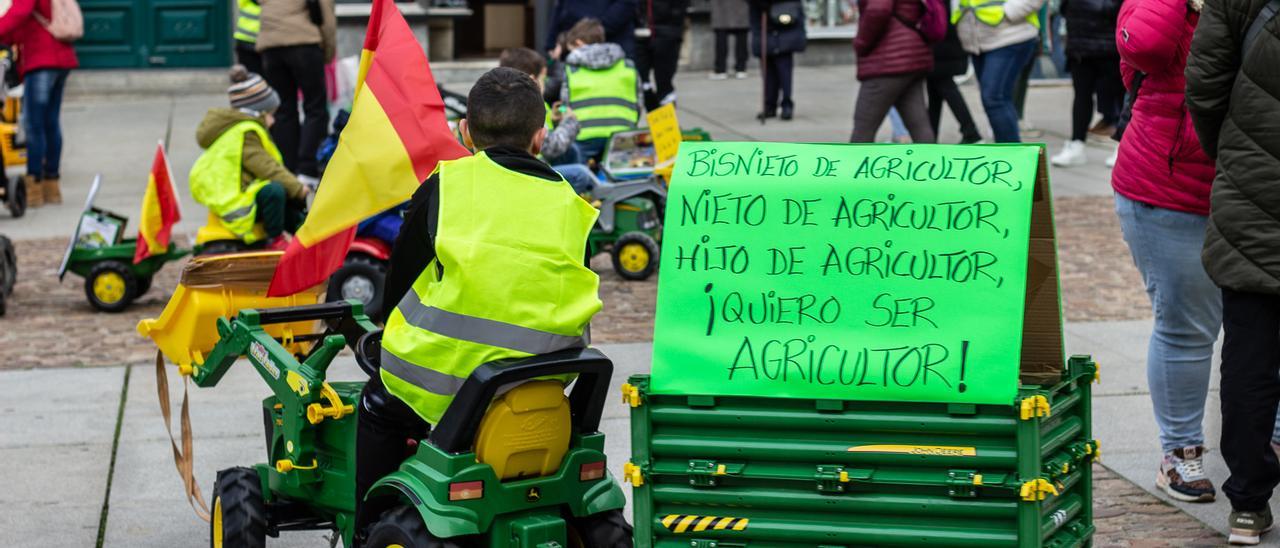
[212,496,224,548]
[93,271,126,304]
[618,243,650,273]
[387,545,405,548]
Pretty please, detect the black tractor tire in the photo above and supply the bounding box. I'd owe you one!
[135,275,153,298]
[210,467,268,548]
[610,232,660,281]
[326,254,387,320]
[365,506,464,548]
[0,234,15,295]
[84,260,136,313]
[197,240,251,256]
[569,509,633,548]
[5,173,24,218]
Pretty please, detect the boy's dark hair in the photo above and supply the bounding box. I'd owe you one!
[566,18,606,46]
[498,47,546,79]
[466,67,545,150]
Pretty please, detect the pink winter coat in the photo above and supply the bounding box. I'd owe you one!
[1110,0,1214,215]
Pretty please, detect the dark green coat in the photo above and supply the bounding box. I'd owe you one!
[1186,0,1280,294]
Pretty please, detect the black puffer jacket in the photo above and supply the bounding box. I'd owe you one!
[1061,0,1122,57]
[1186,0,1280,294]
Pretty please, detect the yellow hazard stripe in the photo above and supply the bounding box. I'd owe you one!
[663,514,749,533]
[694,516,717,532]
[733,518,749,531]
[662,514,680,528]
[674,515,697,533]
[714,517,735,530]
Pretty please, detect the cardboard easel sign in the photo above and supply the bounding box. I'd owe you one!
[650,142,1064,405]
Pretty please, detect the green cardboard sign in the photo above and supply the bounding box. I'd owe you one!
[651,142,1048,405]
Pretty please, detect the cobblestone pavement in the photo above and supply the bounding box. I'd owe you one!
[1092,464,1224,546]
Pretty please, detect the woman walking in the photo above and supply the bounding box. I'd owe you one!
[849,0,936,142]
[1112,0,1234,504]
[1050,0,1124,166]
[711,0,751,79]
[750,0,806,120]
[0,0,78,208]
[953,0,1046,142]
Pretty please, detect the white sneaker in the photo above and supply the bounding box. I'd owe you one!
[1105,149,1118,168]
[709,72,728,80]
[735,71,748,79]
[1051,140,1088,167]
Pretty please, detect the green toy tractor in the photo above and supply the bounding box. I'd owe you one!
[157,300,630,547]
[587,179,665,281]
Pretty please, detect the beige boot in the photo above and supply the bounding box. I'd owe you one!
[22,175,42,208]
[42,177,61,205]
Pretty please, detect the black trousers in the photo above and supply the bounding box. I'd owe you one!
[714,29,749,74]
[253,182,306,239]
[354,377,431,536]
[1221,288,1280,512]
[927,73,982,143]
[261,44,329,178]
[763,52,794,112]
[635,31,683,111]
[1069,55,1123,140]
[235,42,264,76]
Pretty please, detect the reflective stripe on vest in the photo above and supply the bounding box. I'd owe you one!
[952,0,1041,28]
[235,0,261,43]
[567,60,640,141]
[379,152,603,424]
[187,119,279,244]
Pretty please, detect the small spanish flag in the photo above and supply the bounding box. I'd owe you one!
[133,142,181,264]
[268,0,469,296]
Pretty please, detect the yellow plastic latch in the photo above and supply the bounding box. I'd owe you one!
[973,474,983,486]
[620,383,642,408]
[1019,478,1059,501]
[839,470,850,483]
[1094,361,1102,383]
[1091,440,1102,462]
[275,459,317,473]
[715,464,727,476]
[1061,463,1071,474]
[1019,395,1052,420]
[306,382,354,425]
[178,362,195,377]
[623,462,644,487]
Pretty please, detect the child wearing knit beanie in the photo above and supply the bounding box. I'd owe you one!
[188,66,308,251]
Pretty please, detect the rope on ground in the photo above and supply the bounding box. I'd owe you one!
[155,350,211,522]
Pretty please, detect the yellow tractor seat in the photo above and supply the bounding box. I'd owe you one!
[473,380,572,481]
[196,211,267,246]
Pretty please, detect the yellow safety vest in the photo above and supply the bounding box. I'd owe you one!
[235,0,261,44]
[952,0,1041,28]
[380,152,603,424]
[566,60,640,142]
[188,119,277,244]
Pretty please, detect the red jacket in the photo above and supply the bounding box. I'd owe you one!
[1110,0,1213,215]
[0,0,78,77]
[854,0,934,80]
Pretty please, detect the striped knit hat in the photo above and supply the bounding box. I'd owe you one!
[228,65,280,114]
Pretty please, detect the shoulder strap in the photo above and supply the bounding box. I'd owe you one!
[1243,0,1280,63]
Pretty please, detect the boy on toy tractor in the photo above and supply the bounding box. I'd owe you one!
[355,67,620,544]
[189,66,308,254]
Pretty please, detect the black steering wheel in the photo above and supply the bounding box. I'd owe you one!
[355,329,383,378]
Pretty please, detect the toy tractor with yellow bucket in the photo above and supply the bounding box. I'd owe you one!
[138,251,632,547]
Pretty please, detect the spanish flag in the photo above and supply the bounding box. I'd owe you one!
[133,142,181,264]
[268,0,469,296]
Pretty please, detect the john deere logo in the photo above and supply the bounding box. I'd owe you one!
[525,487,541,502]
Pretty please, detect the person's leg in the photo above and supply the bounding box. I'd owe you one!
[553,163,598,194]
[22,70,52,179]
[926,75,945,135]
[652,33,682,106]
[975,40,1037,143]
[894,74,936,144]
[284,198,307,234]
[1114,193,1223,501]
[39,69,69,203]
[577,138,607,163]
[851,75,905,142]
[888,108,910,142]
[1221,289,1280,512]
[294,45,330,179]
[1097,55,1125,125]
[355,377,431,539]
[776,53,795,110]
[733,30,749,73]
[938,74,983,143]
[254,182,287,239]
[634,37,657,109]
[1013,44,1036,120]
[263,47,301,174]
[714,29,729,75]
[1070,58,1098,142]
[762,55,780,115]
[235,44,264,75]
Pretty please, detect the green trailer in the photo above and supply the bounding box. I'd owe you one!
[623,356,1099,548]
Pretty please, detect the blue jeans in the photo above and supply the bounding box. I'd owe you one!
[553,163,599,194]
[577,137,608,163]
[972,40,1036,143]
[24,68,70,179]
[1115,193,1227,452]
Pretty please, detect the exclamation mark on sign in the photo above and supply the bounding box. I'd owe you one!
[958,340,970,393]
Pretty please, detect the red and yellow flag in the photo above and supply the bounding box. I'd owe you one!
[268,0,470,297]
[133,142,181,264]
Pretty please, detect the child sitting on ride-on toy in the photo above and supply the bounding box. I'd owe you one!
[559,18,642,163]
[189,66,308,251]
[356,67,603,540]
